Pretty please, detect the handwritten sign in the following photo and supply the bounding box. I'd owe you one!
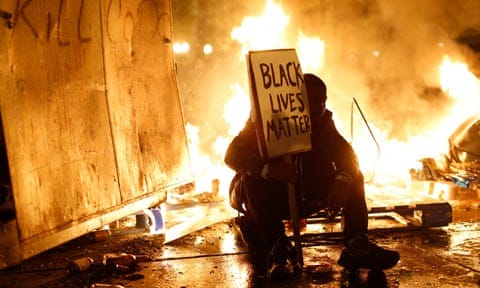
[247,49,312,159]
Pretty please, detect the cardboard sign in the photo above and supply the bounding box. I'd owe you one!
[247,49,312,159]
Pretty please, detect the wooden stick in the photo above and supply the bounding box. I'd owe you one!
[285,155,303,266]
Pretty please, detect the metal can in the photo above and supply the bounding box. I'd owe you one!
[103,253,137,273]
[87,229,111,242]
[90,284,124,288]
[67,256,94,274]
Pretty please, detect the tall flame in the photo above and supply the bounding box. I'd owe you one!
[297,31,326,73]
[231,0,290,54]
[186,0,480,198]
[440,56,480,128]
[186,0,292,195]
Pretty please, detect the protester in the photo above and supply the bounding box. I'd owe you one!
[224,73,399,280]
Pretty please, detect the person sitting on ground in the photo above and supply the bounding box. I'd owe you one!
[224,73,400,280]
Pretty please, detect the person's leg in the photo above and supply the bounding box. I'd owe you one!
[236,214,266,252]
[235,213,269,276]
[242,176,300,280]
[339,172,400,270]
[243,176,290,248]
[342,172,368,242]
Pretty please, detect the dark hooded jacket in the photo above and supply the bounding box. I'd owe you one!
[225,108,360,209]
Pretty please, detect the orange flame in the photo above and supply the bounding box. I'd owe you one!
[231,0,290,54]
[186,0,480,197]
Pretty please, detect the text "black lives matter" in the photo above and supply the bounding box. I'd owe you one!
[259,61,311,142]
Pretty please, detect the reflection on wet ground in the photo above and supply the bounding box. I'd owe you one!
[0,195,479,287]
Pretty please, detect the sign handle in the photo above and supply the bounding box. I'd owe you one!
[285,155,303,267]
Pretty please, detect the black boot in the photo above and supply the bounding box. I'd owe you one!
[338,234,400,271]
[266,236,301,281]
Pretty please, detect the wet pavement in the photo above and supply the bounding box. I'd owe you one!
[0,199,479,288]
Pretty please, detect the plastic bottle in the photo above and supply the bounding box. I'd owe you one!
[67,256,94,274]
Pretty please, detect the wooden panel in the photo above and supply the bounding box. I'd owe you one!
[101,0,193,200]
[0,0,192,265]
[1,1,120,241]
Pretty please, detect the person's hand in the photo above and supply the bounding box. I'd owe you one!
[264,160,299,184]
[326,172,352,219]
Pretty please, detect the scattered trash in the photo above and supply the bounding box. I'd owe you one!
[87,229,112,242]
[134,255,152,263]
[66,256,94,274]
[143,207,165,234]
[90,283,124,288]
[103,253,137,273]
[451,172,477,189]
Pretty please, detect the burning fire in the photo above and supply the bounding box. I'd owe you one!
[231,0,290,54]
[183,0,480,198]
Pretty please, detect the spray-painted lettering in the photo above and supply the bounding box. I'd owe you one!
[9,0,170,46]
[106,0,169,43]
[10,0,92,45]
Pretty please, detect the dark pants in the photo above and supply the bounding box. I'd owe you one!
[238,171,368,249]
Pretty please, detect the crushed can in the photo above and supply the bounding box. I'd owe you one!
[90,284,124,288]
[87,229,111,242]
[67,256,94,274]
[103,253,137,273]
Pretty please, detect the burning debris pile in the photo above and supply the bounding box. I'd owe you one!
[166,179,224,206]
[172,0,480,204]
[409,114,480,203]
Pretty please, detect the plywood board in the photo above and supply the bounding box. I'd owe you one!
[1,0,120,242]
[100,0,193,201]
[0,0,192,260]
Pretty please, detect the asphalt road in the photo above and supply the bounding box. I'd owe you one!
[0,200,479,288]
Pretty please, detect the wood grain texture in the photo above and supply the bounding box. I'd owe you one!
[0,0,192,255]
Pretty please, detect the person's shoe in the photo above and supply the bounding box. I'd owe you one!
[266,236,301,281]
[338,234,400,271]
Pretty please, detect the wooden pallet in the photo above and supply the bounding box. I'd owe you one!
[299,183,453,240]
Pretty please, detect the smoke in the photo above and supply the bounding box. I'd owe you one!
[173,0,480,155]
[286,0,480,140]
